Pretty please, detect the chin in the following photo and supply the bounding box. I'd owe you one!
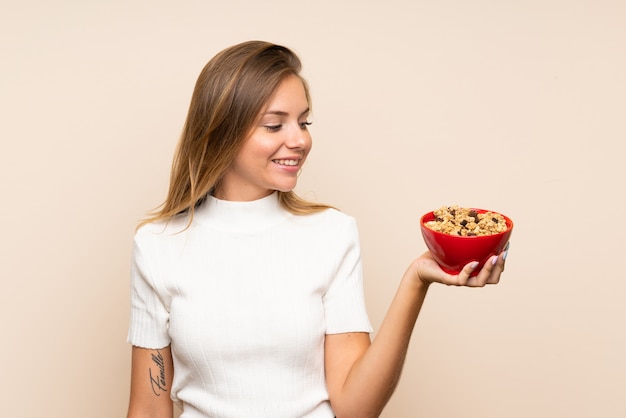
[273,187,295,194]
[271,179,298,192]
[272,183,297,193]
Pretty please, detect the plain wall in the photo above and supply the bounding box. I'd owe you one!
[1,0,624,417]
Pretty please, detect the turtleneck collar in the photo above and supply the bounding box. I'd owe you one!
[195,192,289,233]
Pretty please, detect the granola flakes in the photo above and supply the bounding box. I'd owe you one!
[425,206,507,237]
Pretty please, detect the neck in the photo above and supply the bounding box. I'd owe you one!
[211,184,274,202]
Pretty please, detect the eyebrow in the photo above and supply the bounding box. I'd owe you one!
[263,108,310,118]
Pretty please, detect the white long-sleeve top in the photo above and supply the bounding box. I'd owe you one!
[128,192,372,417]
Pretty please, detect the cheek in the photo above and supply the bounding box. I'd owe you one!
[256,137,284,157]
[241,141,275,163]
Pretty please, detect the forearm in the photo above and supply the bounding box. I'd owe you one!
[336,263,429,417]
[127,346,174,418]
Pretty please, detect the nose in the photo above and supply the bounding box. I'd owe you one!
[285,123,310,149]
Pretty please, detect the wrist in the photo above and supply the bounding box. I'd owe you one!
[407,258,432,290]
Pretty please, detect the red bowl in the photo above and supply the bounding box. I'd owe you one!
[420,209,513,276]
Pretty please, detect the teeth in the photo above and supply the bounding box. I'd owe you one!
[274,159,298,166]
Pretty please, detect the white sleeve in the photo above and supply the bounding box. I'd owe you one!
[323,217,373,335]
[127,232,171,349]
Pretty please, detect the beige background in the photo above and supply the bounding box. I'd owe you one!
[1,0,624,417]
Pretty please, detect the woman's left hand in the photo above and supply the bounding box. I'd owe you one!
[412,245,508,288]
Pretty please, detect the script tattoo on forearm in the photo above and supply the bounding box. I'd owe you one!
[149,350,167,396]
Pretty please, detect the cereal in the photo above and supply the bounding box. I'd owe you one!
[425,206,508,236]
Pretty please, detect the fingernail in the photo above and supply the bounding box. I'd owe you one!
[491,255,498,265]
[503,250,509,261]
[470,261,479,269]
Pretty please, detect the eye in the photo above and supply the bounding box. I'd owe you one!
[299,121,312,129]
[264,124,282,132]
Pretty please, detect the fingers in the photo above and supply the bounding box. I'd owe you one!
[469,242,510,286]
[455,261,479,286]
[467,258,497,287]
[420,243,509,288]
[501,241,510,273]
[454,252,506,287]
[483,255,503,285]
[439,261,480,287]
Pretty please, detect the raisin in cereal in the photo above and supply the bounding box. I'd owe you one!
[425,206,507,236]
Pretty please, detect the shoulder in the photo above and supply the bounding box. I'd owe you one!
[290,208,359,238]
[296,207,355,224]
[133,212,193,247]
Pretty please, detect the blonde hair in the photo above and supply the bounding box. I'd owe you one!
[139,41,332,229]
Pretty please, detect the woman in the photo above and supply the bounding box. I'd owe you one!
[127,40,507,418]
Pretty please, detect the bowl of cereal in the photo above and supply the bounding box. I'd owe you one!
[420,206,513,276]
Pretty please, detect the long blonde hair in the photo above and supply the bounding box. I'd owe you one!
[139,41,332,229]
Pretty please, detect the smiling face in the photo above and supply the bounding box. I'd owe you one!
[215,75,312,201]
